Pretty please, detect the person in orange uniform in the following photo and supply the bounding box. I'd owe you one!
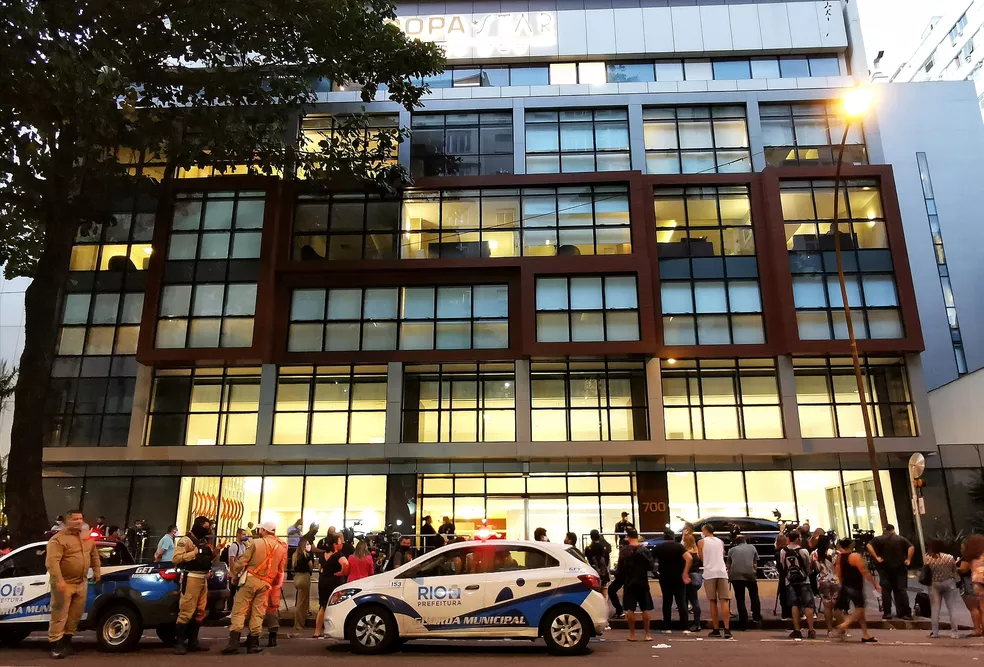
[262,565,286,647]
[46,509,101,659]
[223,520,287,654]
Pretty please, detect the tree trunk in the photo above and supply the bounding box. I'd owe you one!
[6,216,77,545]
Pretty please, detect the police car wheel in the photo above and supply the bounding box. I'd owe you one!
[155,624,177,646]
[542,607,591,656]
[96,606,143,653]
[347,605,397,654]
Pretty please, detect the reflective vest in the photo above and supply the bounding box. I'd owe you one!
[247,536,287,584]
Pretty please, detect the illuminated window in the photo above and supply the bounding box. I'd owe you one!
[793,357,916,438]
[661,359,783,439]
[410,112,513,178]
[69,215,154,273]
[526,109,630,173]
[288,285,509,352]
[655,186,764,345]
[535,276,639,343]
[643,106,751,174]
[300,115,400,176]
[273,365,388,445]
[401,185,631,259]
[291,193,400,261]
[155,190,263,349]
[402,363,516,443]
[761,103,867,167]
[531,360,648,441]
[781,180,902,341]
[145,368,261,446]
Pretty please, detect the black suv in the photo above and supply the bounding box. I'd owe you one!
[644,517,780,579]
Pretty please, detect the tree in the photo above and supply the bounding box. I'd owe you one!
[0,0,444,543]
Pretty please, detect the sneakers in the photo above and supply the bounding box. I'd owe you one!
[929,632,940,639]
[789,630,803,639]
[708,628,723,638]
[723,630,733,640]
[807,630,817,640]
[612,612,626,620]
[861,636,878,644]
[689,623,702,633]
[901,615,914,621]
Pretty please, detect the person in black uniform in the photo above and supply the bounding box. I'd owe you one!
[312,534,349,639]
[438,516,455,540]
[171,516,220,655]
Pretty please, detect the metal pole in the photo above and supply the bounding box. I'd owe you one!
[831,121,890,532]
[910,478,927,558]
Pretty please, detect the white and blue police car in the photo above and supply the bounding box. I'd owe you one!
[0,540,187,652]
[323,539,608,655]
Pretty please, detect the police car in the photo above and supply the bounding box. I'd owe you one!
[323,539,608,656]
[0,540,181,652]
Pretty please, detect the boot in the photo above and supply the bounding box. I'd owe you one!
[63,635,75,656]
[50,639,68,659]
[245,634,264,654]
[187,621,207,652]
[221,631,241,655]
[172,623,188,655]
[267,631,278,648]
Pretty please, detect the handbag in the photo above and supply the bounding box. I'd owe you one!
[919,564,933,587]
[690,571,704,588]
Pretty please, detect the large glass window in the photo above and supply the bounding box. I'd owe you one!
[526,109,630,173]
[655,186,763,345]
[300,115,400,175]
[761,102,867,167]
[643,107,751,174]
[401,185,631,259]
[48,357,137,448]
[402,363,515,443]
[145,368,261,446]
[155,190,263,349]
[661,359,783,439]
[288,284,509,352]
[793,356,917,438]
[291,193,400,261]
[535,276,639,343]
[273,365,387,445]
[411,112,513,178]
[530,360,648,441]
[782,180,902,341]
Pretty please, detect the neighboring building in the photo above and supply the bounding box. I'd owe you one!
[33,0,984,543]
[889,2,984,113]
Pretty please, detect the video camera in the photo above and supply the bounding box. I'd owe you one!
[773,509,800,535]
[852,525,876,550]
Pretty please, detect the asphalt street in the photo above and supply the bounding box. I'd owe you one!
[0,627,980,666]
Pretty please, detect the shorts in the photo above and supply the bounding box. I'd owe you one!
[703,578,731,601]
[622,584,655,612]
[835,586,865,612]
[785,582,815,610]
[818,579,841,602]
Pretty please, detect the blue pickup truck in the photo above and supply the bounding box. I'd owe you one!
[0,540,228,651]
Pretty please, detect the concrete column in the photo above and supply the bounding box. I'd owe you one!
[384,362,404,458]
[905,353,938,450]
[645,357,665,446]
[254,363,277,447]
[777,355,804,453]
[512,100,526,175]
[746,95,767,173]
[126,362,154,448]
[515,359,532,445]
[398,109,412,172]
[628,104,647,172]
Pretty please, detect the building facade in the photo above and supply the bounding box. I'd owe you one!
[37,0,984,547]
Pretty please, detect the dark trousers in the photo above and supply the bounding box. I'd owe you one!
[777,579,792,618]
[685,583,701,624]
[732,579,762,625]
[878,564,911,617]
[609,572,624,615]
[660,580,688,628]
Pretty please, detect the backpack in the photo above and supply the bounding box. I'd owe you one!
[782,546,808,584]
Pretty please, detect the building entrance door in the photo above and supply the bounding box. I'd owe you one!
[486,496,528,540]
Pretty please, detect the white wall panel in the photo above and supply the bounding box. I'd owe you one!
[730,4,763,52]
[787,1,822,49]
[700,5,733,53]
[642,7,674,55]
[817,0,848,48]
[670,6,703,54]
[613,8,646,55]
[557,10,588,57]
[586,9,617,56]
[757,4,793,51]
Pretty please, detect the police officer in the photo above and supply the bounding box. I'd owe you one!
[171,516,219,655]
[46,509,101,659]
[223,520,287,655]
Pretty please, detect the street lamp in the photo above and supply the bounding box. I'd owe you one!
[831,86,889,531]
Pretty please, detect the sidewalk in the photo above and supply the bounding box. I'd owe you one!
[265,575,972,631]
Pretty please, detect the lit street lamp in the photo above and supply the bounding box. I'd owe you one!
[830,86,889,531]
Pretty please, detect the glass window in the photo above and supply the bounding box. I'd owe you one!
[300,115,400,177]
[655,186,763,345]
[782,180,901,341]
[402,363,515,443]
[145,368,261,446]
[643,107,751,175]
[411,112,513,178]
[531,360,648,442]
[712,60,752,80]
[287,284,508,352]
[509,66,549,86]
[779,57,810,78]
[697,472,746,516]
[526,109,630,174]
[535,276,639,343]
[291,193,400,261]
[761,102,867,167]
[607,63,655,83]
[793,357,916,438]
[745,471,795,520]
[661,359,783,439]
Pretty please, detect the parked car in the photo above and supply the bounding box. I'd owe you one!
[323,539,608,655]
[644,517,780,579]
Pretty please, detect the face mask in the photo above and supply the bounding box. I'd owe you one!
[191,525,210,540]
[240,535,248,542]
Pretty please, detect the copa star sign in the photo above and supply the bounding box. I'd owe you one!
[391,12,557,59]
